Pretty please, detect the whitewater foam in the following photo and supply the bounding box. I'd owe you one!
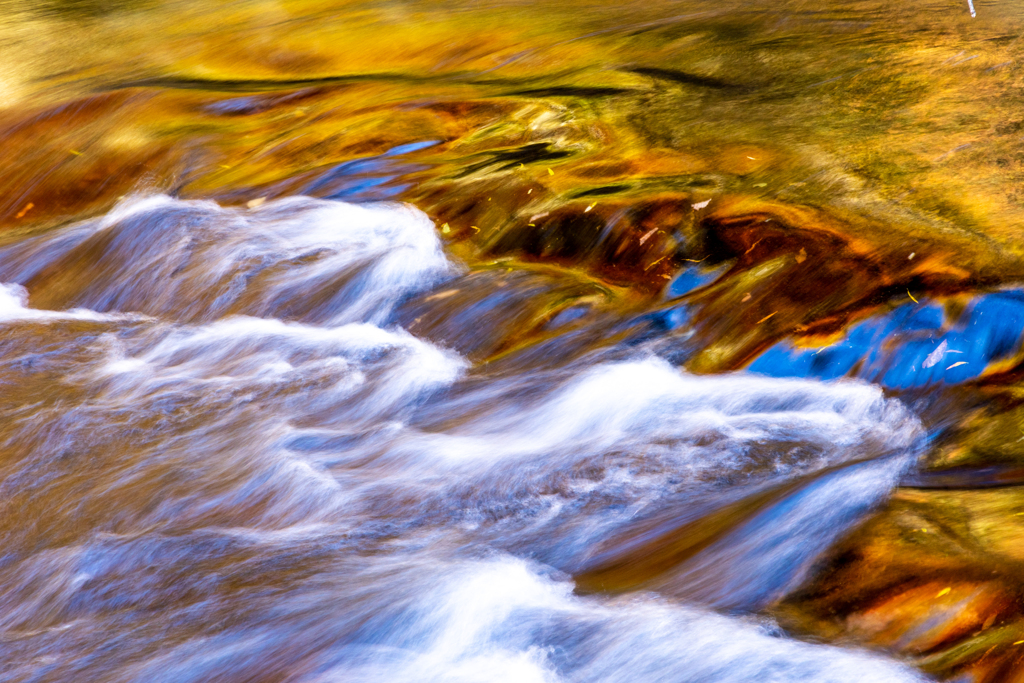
[320,557,928,683]
[0,195,932,682]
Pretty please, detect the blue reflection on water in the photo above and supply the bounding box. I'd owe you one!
[749,290,1024,389]
[302,140,440,201]
[667,263,731,299]
[647,264,733,333]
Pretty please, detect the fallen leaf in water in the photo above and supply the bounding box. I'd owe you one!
[424,289,459,302]
[796,248,807,263]
[15,202,33,219]
[923,340,948,368]
[645,255,666,271]
[246,197,266,209]
[741,293,752,302]
[908,289,919,303]
[639,227,659,245]
[547,168,554,175]
[692,199,711,210]
[757,311,777,324]
[947,361,968,370]
[937,587,951,598]
[441,222,451,234]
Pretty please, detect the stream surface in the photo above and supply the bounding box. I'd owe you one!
[5,1,1024,682]
[0,195,928,682]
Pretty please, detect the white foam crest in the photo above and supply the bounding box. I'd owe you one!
[0,194,456,324]
[97,193,207,228]
[97,194,455,323]
[0,283,118,323]
[320,556,929,683]
[240,196,456,323]
[410,357,919,469]
[94,316,466,419]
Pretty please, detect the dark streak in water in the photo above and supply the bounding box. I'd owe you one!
[625,66,746,90]
[571,185,633,198]
[95,70,590,94]
[900,465,1024,490]
[455,143,576,177]
[505,86,636,98]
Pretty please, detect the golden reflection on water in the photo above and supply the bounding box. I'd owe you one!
[7,1,1024,680]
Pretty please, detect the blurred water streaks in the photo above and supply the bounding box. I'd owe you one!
[3,1,1024,681]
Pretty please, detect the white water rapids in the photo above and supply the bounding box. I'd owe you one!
[0,196,929,682]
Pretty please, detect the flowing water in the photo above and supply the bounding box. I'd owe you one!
[4,1,1024,682]
[0,195,928,682]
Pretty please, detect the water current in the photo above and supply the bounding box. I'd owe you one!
[7,0,1024,681]
[0,195,930,681]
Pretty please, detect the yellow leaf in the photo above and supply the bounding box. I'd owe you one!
[441,223,451,234]
[756,312,777,324]
[946,361,968,370]
[547,168,554,175]
[645,255,666,271]
[908,289,918,303]
[937,587,951,598]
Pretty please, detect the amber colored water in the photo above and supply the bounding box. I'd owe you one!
[4,2,1024,682]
